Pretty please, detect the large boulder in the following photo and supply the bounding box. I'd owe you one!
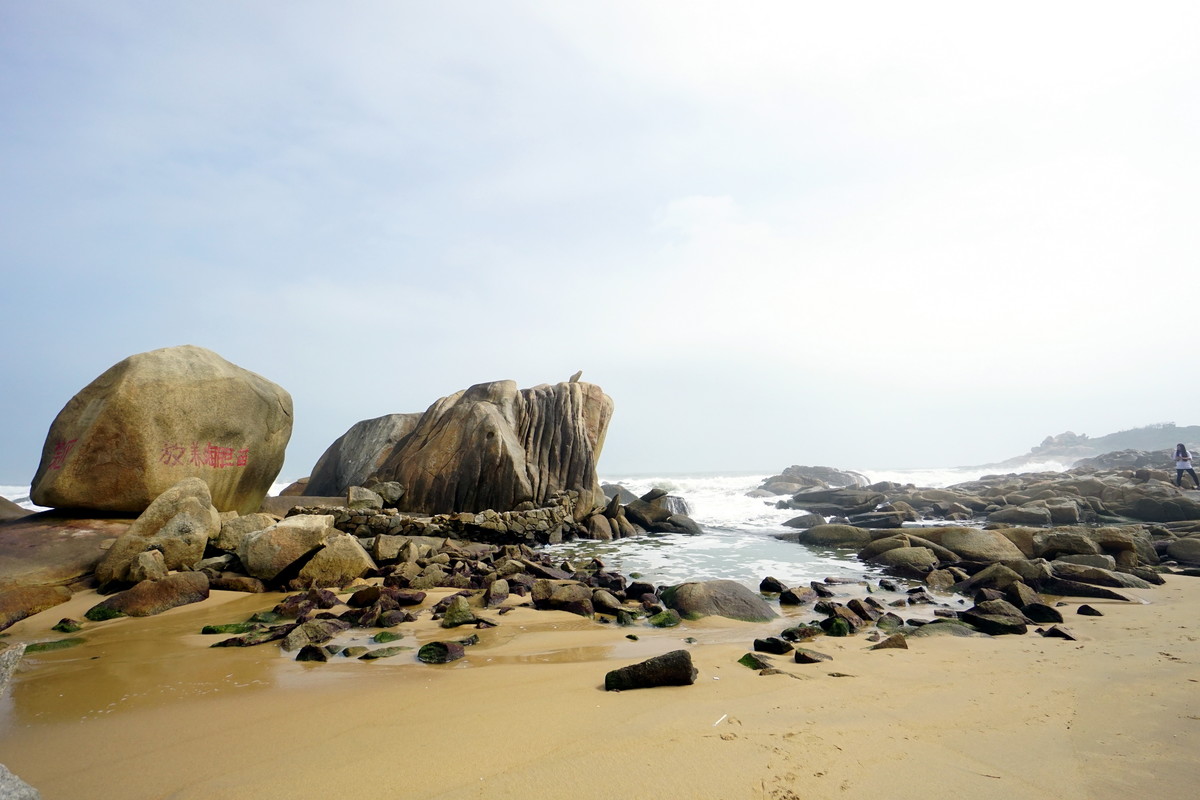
[94,478,220,588]
[0,586,72,633]
[0,513,132,590]
[0,496,31,522]
[293,533,377,588]
[370,379,613,516]
[924,527,1027,562]
[30,345,292,515]
[661,579,777,622]
[304,413,423,497]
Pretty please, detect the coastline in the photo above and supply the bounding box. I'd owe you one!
[2,578,1198,799]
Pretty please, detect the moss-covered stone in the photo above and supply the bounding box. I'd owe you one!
[201,622,259,635]
[372,631,403,643]
[52,618,83,634]
[25,637,86,653]
[820,617,851,637]
[248,610,286,624]
[360,646,408,660]
[647,609,682,628]
[737,652,772,670]
[84,605,126,622]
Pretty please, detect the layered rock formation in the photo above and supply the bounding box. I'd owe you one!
[350,379,613,517]
[30,345,292,514]
[305,413,422,497]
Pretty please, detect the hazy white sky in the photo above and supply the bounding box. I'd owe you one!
[2,1,1198,482]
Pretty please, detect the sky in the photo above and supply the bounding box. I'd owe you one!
[2,1,1198,484]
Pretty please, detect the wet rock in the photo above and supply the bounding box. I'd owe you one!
[0,586,72,633]
[605,649,698,690]
[779,587,817,605]
[360,646,407,660]
[417,641,466,664]
[281,619,351,652]
[660,580,776,622]
[295,644,332,662]
[211,623,298,647]
[440,595,478,628]
[759,576,789,593]
[647,609,682,628]
[531,579,594,617]
[780,625,823,641]
[753,637,794,655]
[784,524,873,547]
[85,572,209,619]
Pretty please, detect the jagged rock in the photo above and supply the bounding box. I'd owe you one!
[439,595,478,628]
[282,619,351,652]
[660,579,776,622]
[869,633,908,650]
[370,379,612,517]
[531,579,594,616]
[304,414,423,497]
[127,550,168,583]
[212,513,277,554]
[94,478,220,587]
[347,486,384,510]
[238,515,335,581]
[85,572,210,619]
[294,533,377,588]
[30,345,292,514]
[0,586,72,633]
[605,650,697,690]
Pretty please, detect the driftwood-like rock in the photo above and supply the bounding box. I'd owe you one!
[604,649,698,690]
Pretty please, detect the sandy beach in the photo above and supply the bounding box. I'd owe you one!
[1,577,1198,800]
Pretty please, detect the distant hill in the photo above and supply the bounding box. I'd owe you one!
[988,423,1200,469]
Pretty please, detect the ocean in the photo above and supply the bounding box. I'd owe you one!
[3,461,1073,589]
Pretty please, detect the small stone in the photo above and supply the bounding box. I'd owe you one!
[360,646,407,660]
[1040,626,1079,640]
[737,652,772,670]
[869,633,908,650]
[753,637,793,655]
[51,618,83,634]
[417,641,466,664]
[793,648,832,664]
[1077,605,1103,617]
[296,644,331,662]
[373,631,404,643]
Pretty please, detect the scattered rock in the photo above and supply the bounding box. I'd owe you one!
[604,649,698,690]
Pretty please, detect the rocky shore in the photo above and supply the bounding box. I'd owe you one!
[3,345,1200,798]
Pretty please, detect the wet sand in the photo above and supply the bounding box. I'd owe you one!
[1,578,1198,799]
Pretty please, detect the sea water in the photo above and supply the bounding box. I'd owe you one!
[1,462,1072,589]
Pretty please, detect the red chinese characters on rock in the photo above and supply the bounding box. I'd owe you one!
[49,439,79,470]
[159,441,250,470]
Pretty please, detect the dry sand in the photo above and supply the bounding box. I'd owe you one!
[1,577,1198,800]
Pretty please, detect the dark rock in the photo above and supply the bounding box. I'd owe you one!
[1023,603,1064,624]
[793,647,833,664]
[295,644,331,662]
[759,576,789,593]
[1040,626,1079,640]
[753,637,794,655]
[417,641,466,664]
[211,623,298,647]
[779,587,817,605]
[1077,604,1104,617]
[605,649,698,690]
[648,609,682,628]
[780,625,823,641]
[869,634,908,650]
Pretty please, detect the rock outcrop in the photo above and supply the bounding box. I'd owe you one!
[30,345,292,515]
[369,379,612,517]
[304,413,423,497]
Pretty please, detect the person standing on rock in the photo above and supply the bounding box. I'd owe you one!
[1173,443,1199,488]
